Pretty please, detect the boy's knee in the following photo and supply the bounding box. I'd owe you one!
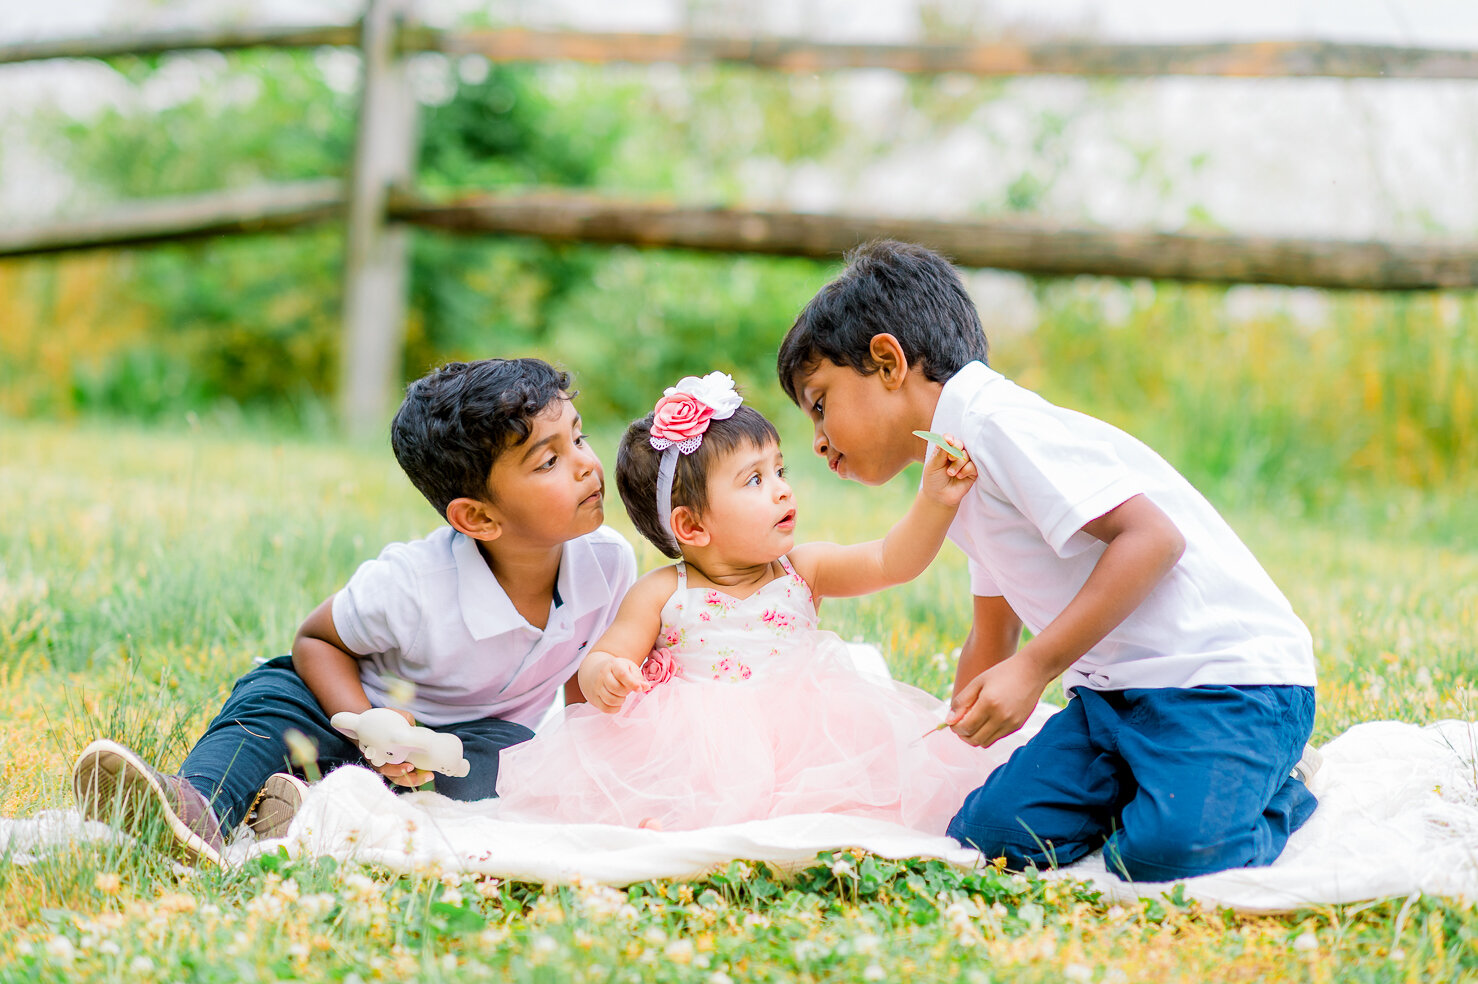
[1106,823,1250,882]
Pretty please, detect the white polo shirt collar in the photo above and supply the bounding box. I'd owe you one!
[931,360,996,442]
[452,531,611,641]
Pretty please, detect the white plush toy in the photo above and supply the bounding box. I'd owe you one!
[331,708,471,778]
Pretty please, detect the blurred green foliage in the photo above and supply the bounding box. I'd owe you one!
[1,46,1473,523]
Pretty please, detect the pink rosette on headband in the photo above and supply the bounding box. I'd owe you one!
[650,394,716,451]
[648,372,742,453]
[649,372,743,550]
[641,647,678,686]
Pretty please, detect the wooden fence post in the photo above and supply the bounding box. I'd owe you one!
[340,0,417,440]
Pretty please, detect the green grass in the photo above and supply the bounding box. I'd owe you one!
[2,416,1477,982]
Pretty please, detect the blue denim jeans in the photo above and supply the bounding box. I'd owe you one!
[179,656,535,830]
[947,684,1317,882]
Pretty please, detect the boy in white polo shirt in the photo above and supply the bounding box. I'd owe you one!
[73,358,637,866]
[779,241,1318,882]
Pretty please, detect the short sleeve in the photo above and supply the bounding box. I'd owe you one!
[972,408,1143,557]
[331,550,425,659]
[967,557,1002,598]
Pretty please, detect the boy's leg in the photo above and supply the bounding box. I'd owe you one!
[178,656,362,830]
[1102,685,1317,883]
[947,690,1133,869]
[431,717,535,801]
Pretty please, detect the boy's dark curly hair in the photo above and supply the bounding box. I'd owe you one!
[777,239,989,404]
[391,358,572,518]
[617,405,779,558]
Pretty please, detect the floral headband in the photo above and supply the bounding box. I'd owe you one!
[649,371,743,551]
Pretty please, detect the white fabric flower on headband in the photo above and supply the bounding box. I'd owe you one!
[649,372,742,454]
[649,371,743,552]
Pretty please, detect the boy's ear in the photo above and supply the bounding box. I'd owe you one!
[868,333,911,390]
[446,496,503,542]
[670,506,710,549]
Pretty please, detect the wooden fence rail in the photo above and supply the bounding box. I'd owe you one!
[5,5,1478,433]
[414,30,1478,81]
[9,26,1478,80]
[9,183,1477,292]
[393,191,1478,291]
[0,24,358,64]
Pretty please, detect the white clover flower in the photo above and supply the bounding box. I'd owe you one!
[708,972,734,984]
[853,933,881,956]
[531,934,558,958]
[440,887,464,907]
[98,940,121,957]
[44,936,77,964]
[1064,963,1094,983]
[643,927,668,945]
[130,955,155,974]
[863,962,886,981]
[1293,930,1319,952]
[664,939,696,964]
[301,892,338,919]
[287,942,310,960]
[830,858,855,878]
[792,940,824,962]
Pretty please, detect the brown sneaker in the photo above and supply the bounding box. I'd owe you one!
[72,739,225,867]
[246,772,309,840]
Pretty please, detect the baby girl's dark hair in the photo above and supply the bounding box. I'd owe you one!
[617,405,780,558]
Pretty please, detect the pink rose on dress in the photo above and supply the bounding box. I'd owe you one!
[651,393,716,444]
[642,647,677,685]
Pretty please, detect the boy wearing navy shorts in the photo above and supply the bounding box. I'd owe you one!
[73,358,636,865]
[779,241,1318,881]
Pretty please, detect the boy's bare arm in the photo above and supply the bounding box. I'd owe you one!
[952,595,1023,698]
[292,597,431,786]
[950,494,1185,747]
[797,438,976,600]
[292,597,375,717]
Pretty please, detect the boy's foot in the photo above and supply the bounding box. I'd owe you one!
[72,739,225,867]
[246,772,309,840]
[1291,743,1324,784]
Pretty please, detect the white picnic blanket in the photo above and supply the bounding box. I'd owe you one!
[6,709,1475,912]
[227,713,1478,913]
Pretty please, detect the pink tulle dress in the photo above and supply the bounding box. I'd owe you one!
[494,557,1020,833]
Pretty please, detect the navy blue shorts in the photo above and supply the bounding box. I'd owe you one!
[947,684,1317,882]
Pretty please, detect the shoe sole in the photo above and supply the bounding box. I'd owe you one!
[72,739,224,867]
[247,773,307,840]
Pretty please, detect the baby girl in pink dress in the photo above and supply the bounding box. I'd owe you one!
[494,372,1030,833]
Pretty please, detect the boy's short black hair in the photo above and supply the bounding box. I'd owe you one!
[777,239,989,404]
[617,406,779,559]
[391,358,571,519]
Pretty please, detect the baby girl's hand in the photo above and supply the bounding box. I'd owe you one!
[919,433,977,507]
[581,651,648,714]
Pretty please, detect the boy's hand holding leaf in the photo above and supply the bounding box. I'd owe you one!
[917,431,977,507]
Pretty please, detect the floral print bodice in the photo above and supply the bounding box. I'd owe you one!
[657,556,818,683]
